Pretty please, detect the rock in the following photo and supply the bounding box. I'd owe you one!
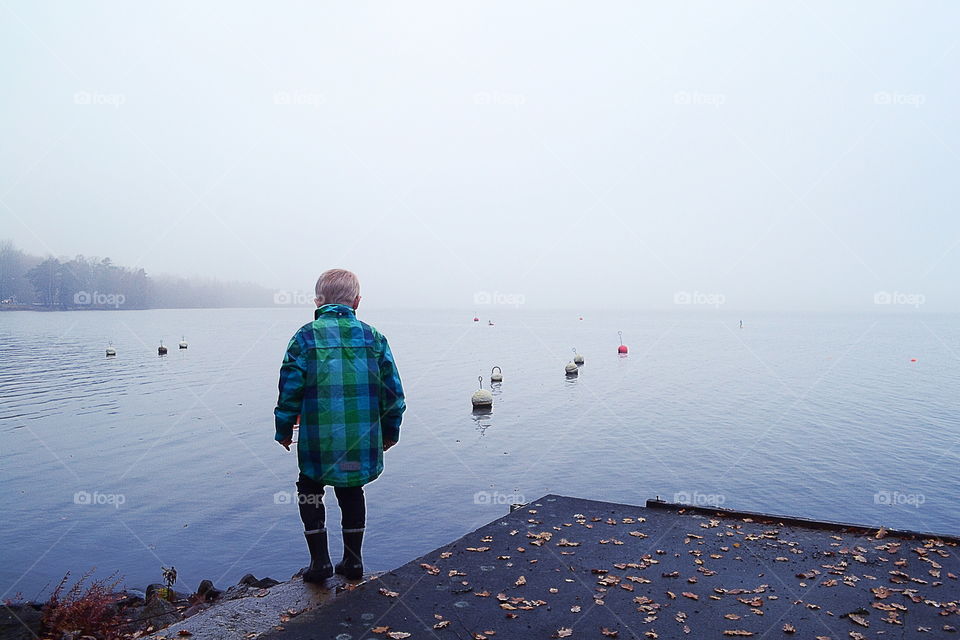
[0,604,43,640]
[253,577,280,589]
[195,579,222,602]
[238,574,280,589]
[131,596,179,630]
[112,591,145,609]
[144,583,167,601]
[144,584,187,602]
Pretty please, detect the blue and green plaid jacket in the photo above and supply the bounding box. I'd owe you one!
[274,304,405,487]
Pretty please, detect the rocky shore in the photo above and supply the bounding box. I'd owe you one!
[1,569,361,640]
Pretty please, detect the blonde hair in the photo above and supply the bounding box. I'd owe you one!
[314,269,360,305]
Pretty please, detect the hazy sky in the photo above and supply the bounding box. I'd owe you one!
[1,1,958,310]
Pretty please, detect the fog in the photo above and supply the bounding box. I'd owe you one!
[2,1,958,310]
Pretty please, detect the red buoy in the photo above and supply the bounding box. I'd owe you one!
[910,358,918,362]
[473,317,479,322]
[617,331,628,354]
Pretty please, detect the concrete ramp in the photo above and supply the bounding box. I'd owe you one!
[257,494,958,640]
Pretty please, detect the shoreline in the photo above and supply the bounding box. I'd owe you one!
[2,569,359,640]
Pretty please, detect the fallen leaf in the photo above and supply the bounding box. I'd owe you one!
[848,614,869,628]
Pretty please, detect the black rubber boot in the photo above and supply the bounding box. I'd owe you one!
[335,528,364,580]
[303,530,333,583]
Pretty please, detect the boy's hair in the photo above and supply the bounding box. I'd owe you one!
[315,269,360,305]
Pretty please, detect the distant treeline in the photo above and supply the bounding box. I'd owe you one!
[0,240,276,309]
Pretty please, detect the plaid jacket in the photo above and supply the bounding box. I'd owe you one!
[274,304,405,486]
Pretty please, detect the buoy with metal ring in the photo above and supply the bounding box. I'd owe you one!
[106,343,116,357]
[572,347,584,365]
[179,336,188,349]
[565,362,579,376]
[158,341,168,356]
[471,376,493,408]
[490,366,503,383]
[617,331,628,354]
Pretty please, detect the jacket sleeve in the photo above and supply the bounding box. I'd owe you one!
[274,334,305,442]
[378,337,405,443]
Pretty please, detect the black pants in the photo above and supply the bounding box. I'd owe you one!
[296,472,366,533]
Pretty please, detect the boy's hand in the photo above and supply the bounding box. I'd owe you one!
[278,437,293,451]
[383,440,397,451]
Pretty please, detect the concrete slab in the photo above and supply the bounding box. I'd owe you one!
[146,572,368,640]
[261,494,958,640]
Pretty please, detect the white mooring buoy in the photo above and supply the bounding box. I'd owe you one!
[491,366,503,383]
[179,336,188,349]
[572,347,584,365]
[471,376,493,409]
[106,343,116,357]
[565,362,579,376]
[158,341,168,356]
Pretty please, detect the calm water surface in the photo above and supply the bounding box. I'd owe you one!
[1,308,957,598]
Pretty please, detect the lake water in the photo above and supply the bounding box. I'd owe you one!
[1,308,957,599]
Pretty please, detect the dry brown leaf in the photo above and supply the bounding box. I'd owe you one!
[848,614,869,628]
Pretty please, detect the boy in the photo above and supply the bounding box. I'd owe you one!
[274,269,405,582]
